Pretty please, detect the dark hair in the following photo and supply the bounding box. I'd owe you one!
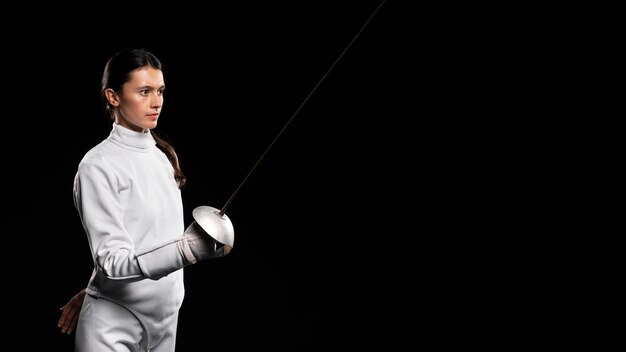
[101,48,186,188]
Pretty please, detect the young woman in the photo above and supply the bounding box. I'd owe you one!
[58,48,228,351]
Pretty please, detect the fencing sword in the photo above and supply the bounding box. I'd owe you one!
[191,0,387,257]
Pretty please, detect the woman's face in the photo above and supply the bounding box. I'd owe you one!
[108,67,165,132]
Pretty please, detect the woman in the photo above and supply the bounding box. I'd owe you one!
[58,48,226,351]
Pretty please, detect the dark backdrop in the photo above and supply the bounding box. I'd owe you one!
[1,1,558,350]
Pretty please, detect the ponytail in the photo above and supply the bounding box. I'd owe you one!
[151,131,186,188]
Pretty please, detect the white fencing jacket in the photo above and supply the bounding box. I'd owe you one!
[74,123,187,342]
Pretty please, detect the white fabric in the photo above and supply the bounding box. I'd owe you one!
[74,123,186,349]
[75,294,178,351]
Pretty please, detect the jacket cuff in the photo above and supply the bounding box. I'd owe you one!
[136,239,187,280]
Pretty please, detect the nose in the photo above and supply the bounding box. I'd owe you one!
[151,92,163,110]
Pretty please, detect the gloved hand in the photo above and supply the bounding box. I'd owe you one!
[137,206,234,279]
[179,221,221,264]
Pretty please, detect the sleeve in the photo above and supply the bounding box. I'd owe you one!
[74,159,189,281]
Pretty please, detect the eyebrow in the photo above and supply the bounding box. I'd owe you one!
[137,85,166,90]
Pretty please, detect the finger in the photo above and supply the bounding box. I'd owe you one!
[64,308,78,327]
[67,317,79,334]
[62,311,77,334]
[58,311,68,329]
[59,291,86,333]
[60,314,71,333]
[59,303,77,331]
[65,308,80,334]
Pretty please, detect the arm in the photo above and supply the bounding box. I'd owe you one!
[55,222,219,335]
[74,160,187,280]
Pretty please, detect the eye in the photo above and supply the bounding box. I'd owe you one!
[158,89,165,96]
[139,89,149,96]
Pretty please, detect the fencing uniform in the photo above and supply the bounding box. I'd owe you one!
[74,123,188,351]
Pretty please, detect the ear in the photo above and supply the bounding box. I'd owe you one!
[104,88,120,107]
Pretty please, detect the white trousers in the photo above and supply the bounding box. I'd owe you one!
[75,294,178,352]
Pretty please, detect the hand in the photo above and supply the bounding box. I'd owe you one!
[182,221,218,263]
[58,289,86,334]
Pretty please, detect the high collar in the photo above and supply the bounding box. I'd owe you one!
[107,123,156,152]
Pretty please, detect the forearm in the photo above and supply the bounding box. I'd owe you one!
[135,236,189,280]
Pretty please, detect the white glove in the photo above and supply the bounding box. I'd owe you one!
[179,221,222,264]
[137,216,232,279]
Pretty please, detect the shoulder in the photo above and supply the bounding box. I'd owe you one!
[79,140,107,165]
[76,141,122,179]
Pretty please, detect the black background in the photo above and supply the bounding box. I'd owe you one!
[1,1,565,350]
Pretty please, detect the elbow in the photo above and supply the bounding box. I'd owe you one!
[98,251,143,280]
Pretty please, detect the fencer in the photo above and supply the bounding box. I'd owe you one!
[73,123,234,351]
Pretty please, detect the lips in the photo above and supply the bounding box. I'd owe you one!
[147,114,159,120]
